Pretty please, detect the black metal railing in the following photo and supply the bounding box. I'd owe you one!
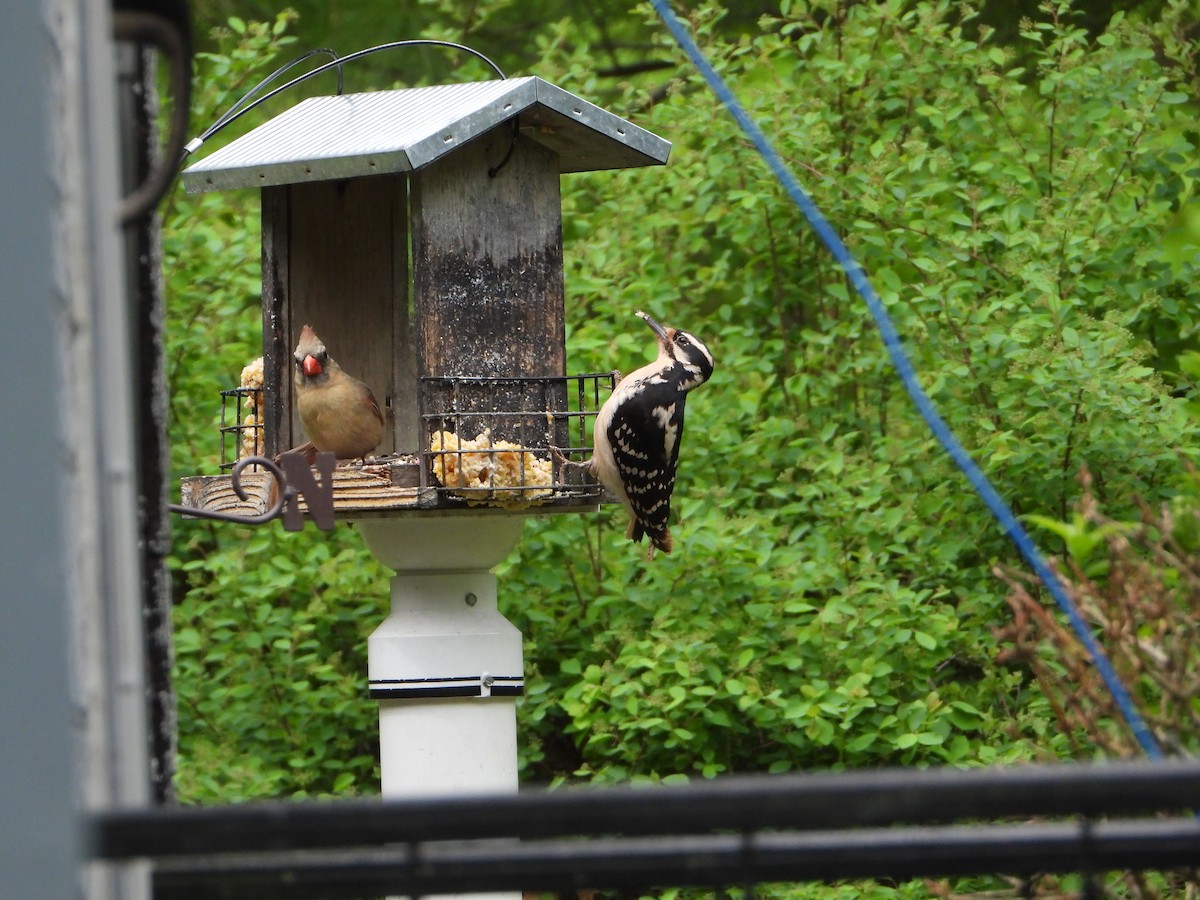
[220,386,264,470]
[89,759,1200,899]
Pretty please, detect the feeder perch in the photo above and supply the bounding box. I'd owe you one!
[176,76,670,522]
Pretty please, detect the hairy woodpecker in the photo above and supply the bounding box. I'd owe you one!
[588,310,714,557]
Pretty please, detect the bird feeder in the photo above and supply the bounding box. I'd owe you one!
[175,75,669,818]
[179,76,670,517]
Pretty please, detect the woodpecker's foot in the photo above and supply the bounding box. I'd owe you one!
[550,445,591,472]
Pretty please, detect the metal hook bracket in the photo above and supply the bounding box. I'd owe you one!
[168,451,336,532]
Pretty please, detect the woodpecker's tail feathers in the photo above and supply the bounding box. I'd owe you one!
[629,518,673,556]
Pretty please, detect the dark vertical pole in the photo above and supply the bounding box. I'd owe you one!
[117,42,177,804]
[261,185,292,460]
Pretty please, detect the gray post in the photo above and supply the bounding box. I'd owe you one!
[54,0,154,891]
[0,1,154,897]
[0,3,82,898]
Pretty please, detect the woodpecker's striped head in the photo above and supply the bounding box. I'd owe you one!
[636,310,714,392]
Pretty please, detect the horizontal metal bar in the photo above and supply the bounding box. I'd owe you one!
[92,760,1200,860]
[149,817,1200,900]
[420,372,616,385]
[421,412,596,420]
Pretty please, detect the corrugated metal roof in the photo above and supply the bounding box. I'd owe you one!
[182,76,670,193]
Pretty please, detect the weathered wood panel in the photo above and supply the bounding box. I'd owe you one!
[411,132,567,452]
[180,465,419,518]
[260,185,290,459]
[262,174,412,456]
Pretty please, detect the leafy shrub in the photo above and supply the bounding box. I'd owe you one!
[510,0,1199,783]
[167,1,1200,819]
[996,468,1200,898]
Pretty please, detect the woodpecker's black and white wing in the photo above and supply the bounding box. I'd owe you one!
[586,313,713,558]
[605,377,687,553]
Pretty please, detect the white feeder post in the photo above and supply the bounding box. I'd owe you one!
[360,517,526,798]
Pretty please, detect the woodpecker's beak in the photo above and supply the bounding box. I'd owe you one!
[636,310,671,346]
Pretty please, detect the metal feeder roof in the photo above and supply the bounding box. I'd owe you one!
[182,76,670,193]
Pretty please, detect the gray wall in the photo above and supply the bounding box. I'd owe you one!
[0,2,82,897]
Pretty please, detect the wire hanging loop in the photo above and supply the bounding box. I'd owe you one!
[182,39,506,163]
[167,455,289,525]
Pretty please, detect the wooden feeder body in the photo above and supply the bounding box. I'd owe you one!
[182,77,669,514]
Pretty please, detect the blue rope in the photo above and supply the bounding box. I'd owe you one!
[649,0,1163,760]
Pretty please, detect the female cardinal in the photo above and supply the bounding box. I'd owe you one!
[290,324,384,462]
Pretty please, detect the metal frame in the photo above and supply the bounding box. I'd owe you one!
[220,386,264,469]
[181,76,671,192]
[90,759,1200,898]
[421,371,612,505]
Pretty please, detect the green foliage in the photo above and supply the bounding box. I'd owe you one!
[164,13,298,479]
[996,477,1200,896]
[167,1,1200,836]
[1022,509,1128,575]
[172,526,389,802]
[510,0,1200,783]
